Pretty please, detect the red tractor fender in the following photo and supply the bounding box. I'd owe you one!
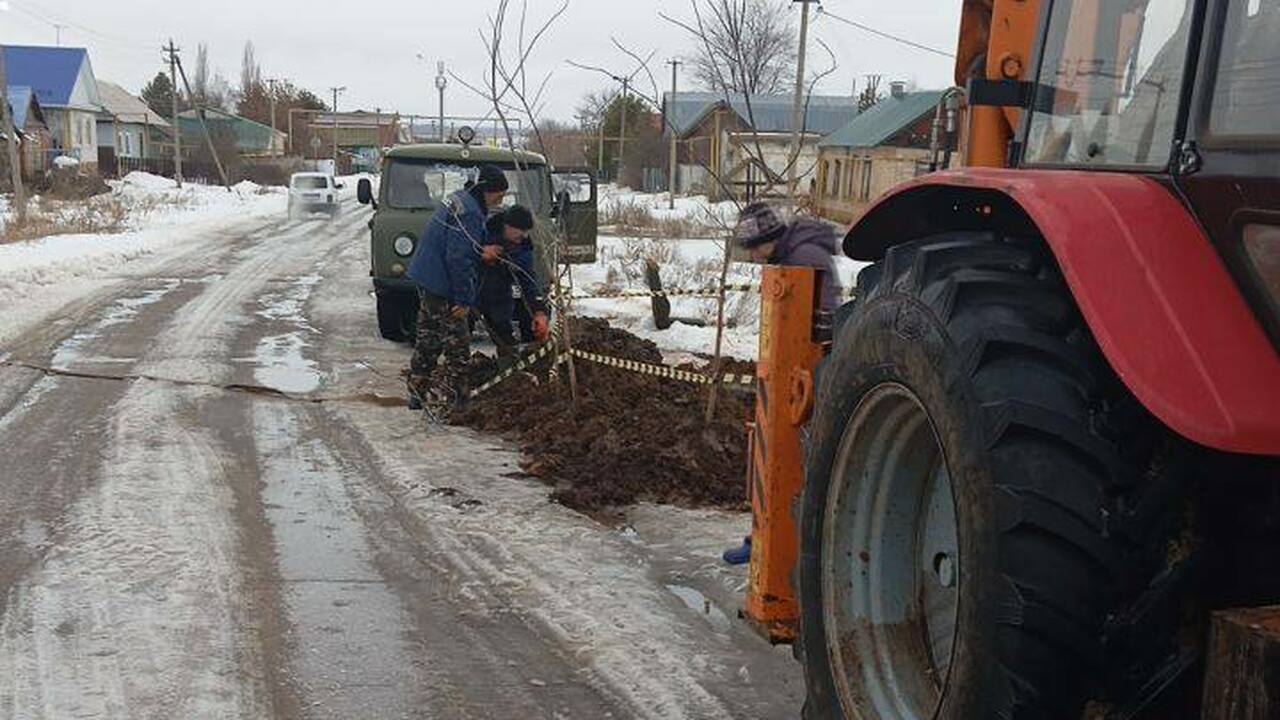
[843,168,1280,456]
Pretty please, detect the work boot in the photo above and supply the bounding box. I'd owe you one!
[406,374,431,410]
[722,536,752,566]
[419,387,447,423]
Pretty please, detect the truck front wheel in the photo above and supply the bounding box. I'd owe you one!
[798,233,1163,719]
[377,294,415,342]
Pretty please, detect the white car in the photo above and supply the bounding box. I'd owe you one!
[287,172,341,219]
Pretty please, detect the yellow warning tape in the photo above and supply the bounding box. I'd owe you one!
[575,284,759,300]
[567,348,756,387]
[575,283,858,300]
[467,341,557,398]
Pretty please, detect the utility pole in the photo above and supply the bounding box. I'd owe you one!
[0,43,27,222]
[616,76,630,184]
[330,86,345,173]
[174,53,231,190]
[266,78,279,137]
[164,40,183,188]
[666,59,681,209]
[435,62,448,143]
[52,23,66,46]
[788,0,815,200]
[596,111,605,176]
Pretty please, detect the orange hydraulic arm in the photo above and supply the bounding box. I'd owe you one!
[957,0,1042,168]
[744,267,825,643]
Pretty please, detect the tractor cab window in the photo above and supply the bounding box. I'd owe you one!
[1025,0,1196,168]
[1209,0,1280,139]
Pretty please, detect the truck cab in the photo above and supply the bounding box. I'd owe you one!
[357,141,597,341]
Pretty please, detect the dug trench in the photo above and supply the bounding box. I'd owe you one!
[452,317,755,512]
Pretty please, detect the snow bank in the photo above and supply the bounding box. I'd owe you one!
[600,185,738,230]
[0,175,286,346]
[572,231,865,363]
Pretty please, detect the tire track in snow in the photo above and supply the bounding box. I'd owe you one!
[0,381,268,719]
[324,408,743,720]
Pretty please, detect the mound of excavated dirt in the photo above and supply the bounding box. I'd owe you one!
[453,317,754,512]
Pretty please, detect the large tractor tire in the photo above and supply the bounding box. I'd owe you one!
[798,232,1166,719]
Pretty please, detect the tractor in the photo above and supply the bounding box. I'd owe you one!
[745,1,1280,718]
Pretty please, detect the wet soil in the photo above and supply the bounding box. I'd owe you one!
[453,317,754,512]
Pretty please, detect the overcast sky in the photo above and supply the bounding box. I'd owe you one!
[2,0,962,122]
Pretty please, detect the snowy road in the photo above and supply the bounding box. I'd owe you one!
[0,201,803,719]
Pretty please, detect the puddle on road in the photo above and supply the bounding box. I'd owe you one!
[665,583,733,633]
[50,281,181,368]
[250,275,324,395]
[254,401,421,717]
[257,274,322,325]
[252,333,321,394]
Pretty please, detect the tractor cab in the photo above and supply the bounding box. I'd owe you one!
[1010,0,1280,343]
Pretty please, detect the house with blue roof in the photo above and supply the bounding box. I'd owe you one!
[812,85,946,224]
[5,85,53,181]
[1,45,103,168]
[663,90,858,200]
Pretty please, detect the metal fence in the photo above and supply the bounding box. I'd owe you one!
[106,156,221,185]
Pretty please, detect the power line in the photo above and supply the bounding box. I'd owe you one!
[9,0,157,57]
[815,7,955,59]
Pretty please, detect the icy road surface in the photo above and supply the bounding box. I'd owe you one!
[0,192,803,719]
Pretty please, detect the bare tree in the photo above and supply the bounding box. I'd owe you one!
[191,43,232,111]
[570,14,834,421]
[239,41,261,100]
[691,0,796,95]
[451,0,585,408]
[858,74,882,112]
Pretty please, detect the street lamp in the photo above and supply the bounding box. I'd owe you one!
[435,62,448,143]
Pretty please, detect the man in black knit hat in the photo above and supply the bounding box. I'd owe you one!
[404,164,509,411]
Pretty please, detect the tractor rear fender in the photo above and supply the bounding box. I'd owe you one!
[843,167,1280,456]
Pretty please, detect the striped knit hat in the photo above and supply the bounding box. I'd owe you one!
[734,202,787,248]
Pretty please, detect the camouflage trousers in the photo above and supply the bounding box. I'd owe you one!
[407,290,471,404]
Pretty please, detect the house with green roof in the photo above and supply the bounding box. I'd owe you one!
[662,90,858,200]
[177,108,286,158]
[813,86,945,224]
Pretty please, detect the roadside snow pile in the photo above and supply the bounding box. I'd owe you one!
[570,234,865,362]
[599,185,739,232]
[0,173,285,344]
[576,191,866,361]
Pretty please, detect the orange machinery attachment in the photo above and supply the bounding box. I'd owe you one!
[744,266,826,643]
[956,0,1041,168]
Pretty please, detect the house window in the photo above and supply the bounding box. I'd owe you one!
[829,160,841,197]
[845,160,856,199]
[860,159,874,201]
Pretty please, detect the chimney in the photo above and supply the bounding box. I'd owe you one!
[890,81,907,99]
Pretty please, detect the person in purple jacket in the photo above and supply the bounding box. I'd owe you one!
[734,201,843,340]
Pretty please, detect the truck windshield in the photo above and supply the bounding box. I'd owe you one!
[1024,0,1195,168]
[384,159,547,213]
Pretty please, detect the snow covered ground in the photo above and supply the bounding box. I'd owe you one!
[576,189,866,363]
[0,173,292,347]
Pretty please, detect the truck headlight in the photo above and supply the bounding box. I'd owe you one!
[394,234,416,257]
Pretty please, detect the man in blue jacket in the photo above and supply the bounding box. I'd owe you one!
[405,164,509,410]
[477,205,550,360]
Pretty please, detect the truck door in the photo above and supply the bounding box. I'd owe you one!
[551,169,598,264]
[1175,0,1280,345]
